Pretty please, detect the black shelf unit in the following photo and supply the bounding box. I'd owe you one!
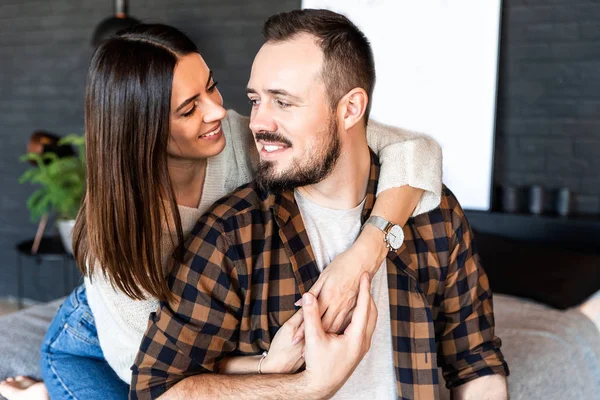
[465,210,600,253]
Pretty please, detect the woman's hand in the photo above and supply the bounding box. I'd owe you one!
[260,309,305,374]
[216,309,304,375]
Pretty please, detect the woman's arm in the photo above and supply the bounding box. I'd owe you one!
[366,119,442,216]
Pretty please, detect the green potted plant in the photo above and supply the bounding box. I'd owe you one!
[19,133,86,254]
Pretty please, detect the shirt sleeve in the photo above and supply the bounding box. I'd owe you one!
[130,214,243,400]
[435,188,509,388]
[366,119,443,216]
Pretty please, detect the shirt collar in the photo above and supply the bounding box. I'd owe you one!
[263,150,381,294]
[269,149,380,227]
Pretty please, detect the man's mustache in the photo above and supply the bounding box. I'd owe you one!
[254,132,293,147]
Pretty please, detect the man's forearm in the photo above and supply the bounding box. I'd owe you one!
[451,375,508,400]
[158,372,322,400]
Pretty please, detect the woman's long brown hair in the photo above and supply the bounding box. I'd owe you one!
[73,24,200,302]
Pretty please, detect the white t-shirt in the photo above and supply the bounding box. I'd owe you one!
[295,190,397,399]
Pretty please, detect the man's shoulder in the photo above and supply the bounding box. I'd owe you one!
[409,185,465,235]
[203,181,272,223]
[437,185,465,218]
[404,186,472,288]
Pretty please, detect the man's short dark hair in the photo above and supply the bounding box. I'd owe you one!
[262,9,376,123]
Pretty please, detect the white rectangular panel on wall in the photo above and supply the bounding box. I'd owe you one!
[302,0,502,210]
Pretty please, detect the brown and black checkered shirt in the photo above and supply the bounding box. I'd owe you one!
[131,153,508,400]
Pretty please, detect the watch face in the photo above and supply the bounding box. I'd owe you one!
[387,225,404,250]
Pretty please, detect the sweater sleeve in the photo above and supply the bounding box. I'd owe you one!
[366,119,443,216]
[220,110,257,193]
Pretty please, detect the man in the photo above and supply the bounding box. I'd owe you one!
[132,9,509,399]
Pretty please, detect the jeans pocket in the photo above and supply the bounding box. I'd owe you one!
[42,295,80,351]
[48,305,102,358]
[48,320,101,359]
[64,323,99,347]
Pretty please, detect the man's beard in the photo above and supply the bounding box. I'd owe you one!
[255,117,341,193]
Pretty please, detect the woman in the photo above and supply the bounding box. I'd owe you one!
[0,23,442,400]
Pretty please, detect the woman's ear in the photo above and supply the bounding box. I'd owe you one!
[339,88,368,131]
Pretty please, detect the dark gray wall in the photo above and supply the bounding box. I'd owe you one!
[0,0,298,301]
[494,0,600,214]
[1,0,599,301]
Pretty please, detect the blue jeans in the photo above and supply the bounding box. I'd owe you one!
[40,285,129,400]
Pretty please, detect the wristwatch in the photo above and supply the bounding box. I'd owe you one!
[362,215,404,251]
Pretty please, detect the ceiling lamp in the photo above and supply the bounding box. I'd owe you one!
[91,0,140,47]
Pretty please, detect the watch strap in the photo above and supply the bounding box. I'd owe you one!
[363,215,392,233]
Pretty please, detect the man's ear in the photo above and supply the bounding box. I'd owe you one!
[338,88,368,131]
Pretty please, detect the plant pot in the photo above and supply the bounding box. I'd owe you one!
[57,219,76,255]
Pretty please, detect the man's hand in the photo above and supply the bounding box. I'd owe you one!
[299,272,378,398]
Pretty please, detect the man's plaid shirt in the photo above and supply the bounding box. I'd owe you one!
[131,153,509,399]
